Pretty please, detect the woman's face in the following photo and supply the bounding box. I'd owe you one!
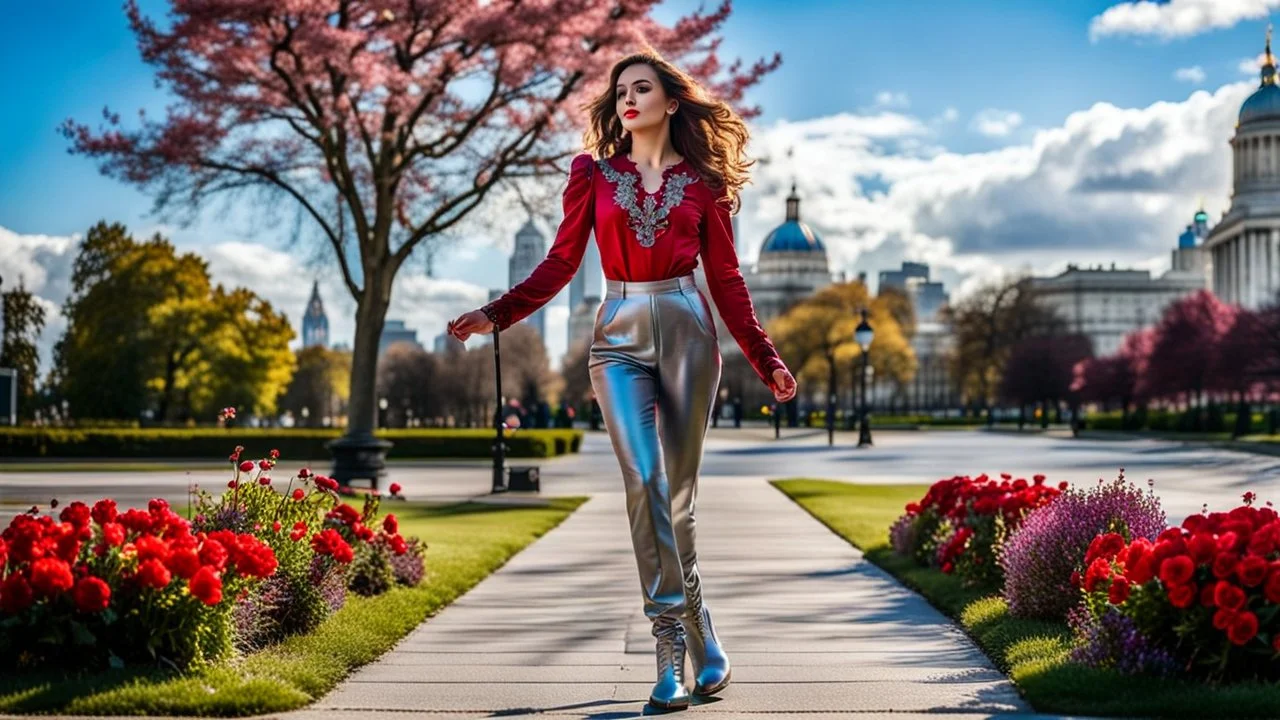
[616,63,676,134]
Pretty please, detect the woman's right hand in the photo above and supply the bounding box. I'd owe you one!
[447,310,495,341]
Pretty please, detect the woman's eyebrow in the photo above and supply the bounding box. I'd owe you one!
[615,80,651,89]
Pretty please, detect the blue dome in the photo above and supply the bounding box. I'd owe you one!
[1178,225,1197,249]
[1240,83,1280,124]
[761,220,824,253]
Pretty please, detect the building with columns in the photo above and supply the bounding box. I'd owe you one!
[1205,29,1280,309]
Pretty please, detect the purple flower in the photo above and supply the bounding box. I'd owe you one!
[1068,605,1178,677]
[999,473,1166,620]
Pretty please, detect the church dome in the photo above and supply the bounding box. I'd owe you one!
[1240,29,1280,125]
[760,184,825,254]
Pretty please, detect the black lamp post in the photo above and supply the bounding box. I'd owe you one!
[491,329,508,494]
[855,308,875,448]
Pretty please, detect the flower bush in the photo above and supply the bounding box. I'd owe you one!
[1074,491,1280,681]
[1000,471,1167,620]
[0,497,276,671]
[892,473,1065,588]
[0,435,426,671]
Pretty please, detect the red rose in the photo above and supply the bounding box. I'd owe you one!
[135,535,170,564]
[135,558,171,590]
[1214,582,1247,611]
[167,548,202,580]
[1265,571,1280,604]
[1187,533,1216,565]
[389,483,402,495]
[1085,557,1113,593]
[91,499,118,525]
[1238,555,1269,587]
[199,539,229,570]
[258,475,272,485]
[382,514,399,535]
[1213,552,1240,580]
[59,502,92,529]
[1108,577,1131,604]
[1217,531,1242,553]
[258,460,271,471]
[1213,607,1238,630]
[1159,556,1195,586]
[298,467,312,479]
[239,460,254,472]
[188,566,223,606]
[0,574,34,614]
[73,576,111,613]
[390,535,408,555]
[29,557,75,597]
[0,538,7,567]
[1228,610,1260,646]
[1168,583,1196,609]
[272,521,282,533]
[292,489,305,501]
[102,522,125,547]
[1086,533,1126,565]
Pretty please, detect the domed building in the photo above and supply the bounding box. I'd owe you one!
[1205,27,1280,309]
[744,183,837,323]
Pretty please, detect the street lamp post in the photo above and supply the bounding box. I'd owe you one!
[855,308,875,448]
[491,328,508,494]
[378,397,388,429]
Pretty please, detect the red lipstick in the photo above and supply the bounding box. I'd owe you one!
[623,109,639,119]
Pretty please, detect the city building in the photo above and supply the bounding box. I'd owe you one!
[566,230,602,351]
[1204,28,1280,309]
[302,280,330,348]
[508,219,548,339]
[1029,264,1204,357]
[1172,205,1212,279]
[878,262,950,322]
[378,319,423,356]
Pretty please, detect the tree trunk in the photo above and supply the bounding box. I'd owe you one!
[345,284,391,438]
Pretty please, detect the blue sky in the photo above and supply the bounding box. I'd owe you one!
[2,0,1277,373]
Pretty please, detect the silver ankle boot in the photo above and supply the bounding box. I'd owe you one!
[649,621,691,709]
[682,605,731,696]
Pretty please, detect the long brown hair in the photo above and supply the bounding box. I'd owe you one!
[582,50,754,213]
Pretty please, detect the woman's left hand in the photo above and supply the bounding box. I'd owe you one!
[771,368,797,403]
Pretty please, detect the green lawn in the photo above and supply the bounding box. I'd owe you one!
[771,479,1280,719]
[0,496,588,715]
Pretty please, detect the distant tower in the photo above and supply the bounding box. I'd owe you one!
[302,280,329,348]
[509,219,548,339]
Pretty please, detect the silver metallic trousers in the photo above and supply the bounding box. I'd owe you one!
[589,273,722,631]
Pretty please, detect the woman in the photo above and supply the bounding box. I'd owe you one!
[448,50,798,710]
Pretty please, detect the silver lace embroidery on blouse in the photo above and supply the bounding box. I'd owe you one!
[596,159,699,248]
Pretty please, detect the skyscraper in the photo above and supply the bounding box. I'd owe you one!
[509,219,547,339]
[302,280,329,348]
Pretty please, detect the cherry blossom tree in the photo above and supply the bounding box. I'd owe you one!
[62,0,780,477]
[1146,290,1236,428]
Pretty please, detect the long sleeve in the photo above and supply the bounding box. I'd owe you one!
[700,187,788,390]
[481,153,595,331]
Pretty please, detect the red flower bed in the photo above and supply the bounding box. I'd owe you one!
[1076,491,1280,680]
[891,473,1065,588]
[0,497,276,670]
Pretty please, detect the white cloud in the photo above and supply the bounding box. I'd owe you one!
[1175,65,1207,83]
[970,109,1024,137]
[939,107,959,123]
[732,80,1252,307]
[0,228,79,382]
[873,91,910,109]
[1090,0,1280,41]
[1240,52,1269,74]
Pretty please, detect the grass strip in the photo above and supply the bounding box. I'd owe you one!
[771,478,1280,719]
[0,496,587,716]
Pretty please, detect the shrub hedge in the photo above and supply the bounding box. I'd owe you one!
[0,428,583,460]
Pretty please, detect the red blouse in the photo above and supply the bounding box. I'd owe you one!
[481,152,787,391]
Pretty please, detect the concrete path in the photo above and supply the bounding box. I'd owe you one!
[285,474,1034,719]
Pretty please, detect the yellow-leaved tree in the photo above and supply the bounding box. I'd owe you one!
[767,282,916,415]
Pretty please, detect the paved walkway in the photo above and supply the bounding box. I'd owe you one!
[286,474,1034,719]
